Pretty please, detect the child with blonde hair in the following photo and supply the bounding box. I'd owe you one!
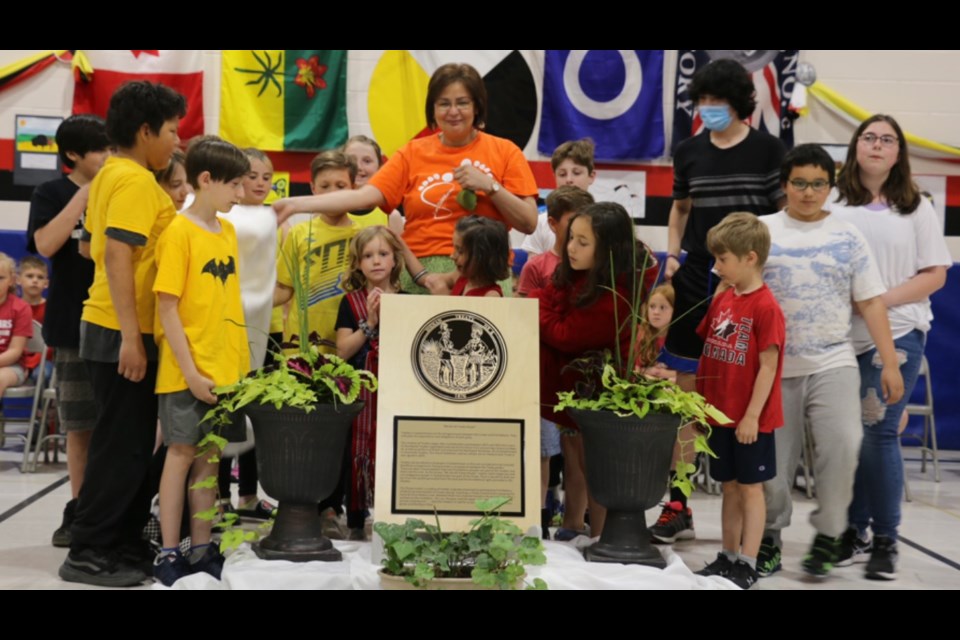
[0,252,33,396]
[335,226,404,539]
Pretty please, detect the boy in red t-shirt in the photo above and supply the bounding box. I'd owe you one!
[694,213,785,589]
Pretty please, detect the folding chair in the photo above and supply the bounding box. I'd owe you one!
[0,320,48,472]
[902,355,939,483]
[26,368,61,472]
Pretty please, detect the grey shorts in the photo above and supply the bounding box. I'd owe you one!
[4,364,28,386]
[540,417,562,458]
[158,390,245,447]
[158,390,217,447]
[54,348,96,433]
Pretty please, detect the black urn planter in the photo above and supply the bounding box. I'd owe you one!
[569,408,679,568]
[245,402,363,562]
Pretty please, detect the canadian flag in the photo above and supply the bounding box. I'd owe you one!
[72,50,204,140]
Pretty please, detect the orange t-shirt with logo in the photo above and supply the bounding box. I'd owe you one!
[369,131,538,258]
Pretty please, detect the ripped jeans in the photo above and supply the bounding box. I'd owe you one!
[848,329,926,540]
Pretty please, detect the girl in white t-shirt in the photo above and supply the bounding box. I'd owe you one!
[832,114,951,580]
[217,148,279,522]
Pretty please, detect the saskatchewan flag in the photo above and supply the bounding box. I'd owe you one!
[220,50,348,151]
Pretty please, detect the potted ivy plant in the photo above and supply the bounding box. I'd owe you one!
[203,234,377,562]
[374,497,548,590]
[555,244,729,568]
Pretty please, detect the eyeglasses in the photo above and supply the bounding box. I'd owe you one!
[859,132,899,148]
[435,100,473,113]
[788,179,831,192]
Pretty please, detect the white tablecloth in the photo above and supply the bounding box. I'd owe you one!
[159,537,736,590]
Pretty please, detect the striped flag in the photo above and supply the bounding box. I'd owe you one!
[220,50,347,152]
[0,50,68,95]
[363,50,538,156]
[673,50,799,153]
[72,50,204,140]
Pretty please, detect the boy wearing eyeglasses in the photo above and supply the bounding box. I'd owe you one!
[757,144,903,579]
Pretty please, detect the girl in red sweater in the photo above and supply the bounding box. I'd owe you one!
[531,202,648,540]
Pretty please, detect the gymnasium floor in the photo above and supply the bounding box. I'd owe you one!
[0,440,957,589]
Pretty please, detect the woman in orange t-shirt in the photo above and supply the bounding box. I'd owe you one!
[274,63,539,293]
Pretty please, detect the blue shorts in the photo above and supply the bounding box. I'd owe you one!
[658,348,699,375]
[707,427,776,485]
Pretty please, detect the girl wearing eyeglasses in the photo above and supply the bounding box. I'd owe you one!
[831,114,951,580]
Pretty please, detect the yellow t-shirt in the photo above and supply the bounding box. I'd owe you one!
[276,217,357,353]
[153,215,250,394]
[348,206,389,230]
[82,156,177,333]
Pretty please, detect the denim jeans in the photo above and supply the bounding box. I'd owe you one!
[848,329,926,540]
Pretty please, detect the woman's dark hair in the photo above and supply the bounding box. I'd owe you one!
[835,114,920,214]
[555,202,645,307]
[106,81,186,148]
[689,58,757,120]
[457,216,509,285]
[56,114,108,168]
[425,63,488,130]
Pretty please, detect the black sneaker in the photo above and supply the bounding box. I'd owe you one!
[154,550,191,587]
[236,499,276,521]
[649,501,695,544]
[756,537,782,577]
[727,560,759,589]
[802,533,840,578]
[348,527,367,541]
[696,552,734,578]
[836,527,872,567]
[51,499,77,548]
[189,544,225,580]
[865,535,898,580]
[118,539,157,576]
[59,547,147,587]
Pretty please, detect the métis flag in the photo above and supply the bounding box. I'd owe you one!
[538,50,665,160]
[220,50,348,152]
[72,50,204,140]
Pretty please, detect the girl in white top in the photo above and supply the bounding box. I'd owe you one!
[219,148,277,368]
[832,114,951,580]
[217,147,279,520]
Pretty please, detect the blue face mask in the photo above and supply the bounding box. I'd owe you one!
[699,105,733,132]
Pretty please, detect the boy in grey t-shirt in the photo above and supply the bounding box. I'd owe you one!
[757,144,903,579]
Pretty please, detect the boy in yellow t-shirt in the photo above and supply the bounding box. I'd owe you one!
[274,150,358,353]
[59,81,186,589]
[152,137,250,586]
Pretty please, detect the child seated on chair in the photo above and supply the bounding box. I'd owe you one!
[18,255,53,383]
[0,252,34,396]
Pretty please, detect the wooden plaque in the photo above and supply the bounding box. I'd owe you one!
[375,295,540,531]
